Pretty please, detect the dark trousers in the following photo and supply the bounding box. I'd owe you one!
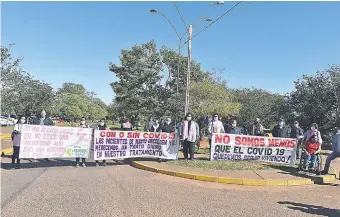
[296,139,302,159]
[76,158,86,164]
[12,146,20,165]
[183,140,195,160]
[209,139,212,155]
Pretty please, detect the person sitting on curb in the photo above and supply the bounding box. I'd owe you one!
[322,127,340,175]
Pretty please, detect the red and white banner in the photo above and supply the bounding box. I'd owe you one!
[19,125,93,159]
[210,133,297,165]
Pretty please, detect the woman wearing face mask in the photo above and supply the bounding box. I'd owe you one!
[208,114,225,154]
[11,116,26,169]
[96,118,108,167]
[75,117,89,168]
[181,113,199,160]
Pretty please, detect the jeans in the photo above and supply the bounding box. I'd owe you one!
[183,140,195,160]
[304,153,317,168]
[76,158,86,164]
[12,146,20,165]
[324,151,340,173]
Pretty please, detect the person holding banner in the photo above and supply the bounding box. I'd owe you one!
[151,119,161,132]
[161,117,175,133]
[121,119,133,131]
[35,110,54,162]
[182,113,199,160]
[208,114,225,154]
[290,121,304,159]
[96,118,109,167]
[75,117,89,168]
[144,117,154,132]
[272,118,290,138]
[252,118,264,136]
[11,116,26,169]
[227,119,242,135]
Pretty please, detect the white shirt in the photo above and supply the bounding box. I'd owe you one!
[13,124,23,146]
[208,120,225,139]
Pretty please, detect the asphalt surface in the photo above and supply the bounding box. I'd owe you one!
[1,156,340,217]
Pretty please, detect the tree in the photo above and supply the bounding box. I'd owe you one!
[1,44,55,116]
[232,88,286,129]
[109,41,163,121]
[190,80,240,118]
[285,65,340,137]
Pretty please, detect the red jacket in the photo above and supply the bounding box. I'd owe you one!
[305,141,320,154]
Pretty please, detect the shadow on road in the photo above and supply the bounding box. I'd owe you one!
[1,157,128,170]
[278,201,340,217]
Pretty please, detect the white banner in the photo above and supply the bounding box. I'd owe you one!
[94,130,179,160]
[19,125,93,159]
[211,133,297,165]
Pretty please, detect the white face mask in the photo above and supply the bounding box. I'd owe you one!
[41,113,46,118]
[80,121,86,125]
[100,122,105,126]
[294,124,298,127]
[232,123,236,127]
[20,119,25,124]
[311,127,315,131]
[214,117,218,121]
[279,122,284,127]
[187,117,192,121]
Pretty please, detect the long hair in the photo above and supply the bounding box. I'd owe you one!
[16,115,25,124]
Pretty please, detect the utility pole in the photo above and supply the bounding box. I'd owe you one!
[185,24,192,115]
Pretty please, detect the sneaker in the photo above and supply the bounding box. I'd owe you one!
[96,163,100,167]
[103,163,107,167]
[76,164,80,168]
[82,163,86,168]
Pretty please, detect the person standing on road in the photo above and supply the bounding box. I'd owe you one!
[290,121,304,159]
[252,118,264,136]
[75,117,89,168]
[322,127,340,175]
[96,118,109,167]
[181,113,199,160]
[35,110,54,162]
[227,119,242,135]
[272,118,290,138]
[11,116,26,169]
[144,117,154,132]
[208,114,225,153]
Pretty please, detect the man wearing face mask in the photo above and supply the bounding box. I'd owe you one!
[272,118,290,138]
[161,117,174,133]
[290,121,304,159]
[35,110,54,161]
[303,123,322,144]
[181,113,199,160]
[208,114,225,154]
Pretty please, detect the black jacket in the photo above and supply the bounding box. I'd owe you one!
[161,123,175,133]
[290,126,304,139]
[272,125,290,138]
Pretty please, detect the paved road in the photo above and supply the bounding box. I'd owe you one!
[1,157,340,217]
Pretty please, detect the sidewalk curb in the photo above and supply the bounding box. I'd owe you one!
[131,161,314,186]
[1,134,11,139]
[1,147,13,157]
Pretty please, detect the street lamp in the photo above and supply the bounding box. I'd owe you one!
[150,2,223,116]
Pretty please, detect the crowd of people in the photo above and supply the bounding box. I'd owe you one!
[9,110,340,176]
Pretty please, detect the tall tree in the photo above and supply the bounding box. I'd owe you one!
[109,41,163,121]
[286,65,340,136]
[1,44,55,116]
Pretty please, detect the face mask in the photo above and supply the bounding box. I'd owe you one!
[81,121,85,125]
[294,124,298,127]
[232,124,236,127]
[279,122,284,127]
[166,120,171,124]
[187,117,192,121]
[100,122,105,126]
[311,127,315,131]
[20,119,25,124]
[41,113,46,118]
[214,117,218,121]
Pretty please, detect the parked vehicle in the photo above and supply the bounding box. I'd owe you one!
[0,116,9,126]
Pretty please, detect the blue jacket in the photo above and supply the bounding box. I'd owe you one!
[332,133,340,153]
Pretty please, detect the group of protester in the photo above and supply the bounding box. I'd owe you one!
[10,110,340,175]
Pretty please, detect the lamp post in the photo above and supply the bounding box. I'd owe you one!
[150,1,224,116]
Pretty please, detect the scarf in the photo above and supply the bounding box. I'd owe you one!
[182,120,197,142]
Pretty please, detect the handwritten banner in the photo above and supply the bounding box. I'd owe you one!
[19,125,93,159]
[210,133,297,165]
[94,130,179,160]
